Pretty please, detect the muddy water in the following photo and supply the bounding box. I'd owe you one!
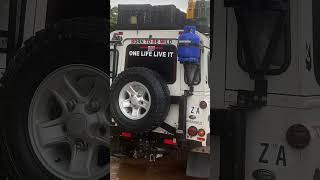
[111,155,208,180]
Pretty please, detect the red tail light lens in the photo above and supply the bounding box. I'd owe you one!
[286,124,310,149]
[164,138,177,145]
[198,129,206,137]
[120,132,132,138]
[188,126,198,137]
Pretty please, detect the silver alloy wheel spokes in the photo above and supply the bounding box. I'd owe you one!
[28,64,110,180]
[118,81,151,120]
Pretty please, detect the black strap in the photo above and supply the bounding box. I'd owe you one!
[235,8,256,79]
[260,12,287,72]
[160,123,176,135]
[178,43,200,48]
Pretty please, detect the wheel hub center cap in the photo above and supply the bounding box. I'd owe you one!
[65,114,87,137]
[131,96,140,107]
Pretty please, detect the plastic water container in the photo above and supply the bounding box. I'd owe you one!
[178,26,201,64]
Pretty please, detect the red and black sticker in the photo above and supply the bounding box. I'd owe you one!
[130,39,174,45]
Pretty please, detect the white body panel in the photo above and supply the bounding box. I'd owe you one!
[243,105,320,180]
[225,0,320,97]
[212,0,320,179]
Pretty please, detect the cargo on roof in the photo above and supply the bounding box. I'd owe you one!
[117,4,187,30]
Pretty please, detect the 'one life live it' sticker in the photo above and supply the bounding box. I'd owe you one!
[128,50,175,58]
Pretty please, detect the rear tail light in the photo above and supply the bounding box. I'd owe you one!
[188,126,198,137]
[286,124,310,149]
[164,138,177,145]
[120,132,132,138]
[199,101,207,109]
[197,137,205,141]
[198,129,206,137]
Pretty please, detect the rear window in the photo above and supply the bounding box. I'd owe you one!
[0,0,9,53]
[125,44,177,84]
[236,7,291,75]
[313,0,320,85]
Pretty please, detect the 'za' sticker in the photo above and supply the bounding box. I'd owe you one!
[258,143,287,167]
[190,107,200,115]
[314,168,320,180]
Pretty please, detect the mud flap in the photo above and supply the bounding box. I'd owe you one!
[210,135,220,180]
[186,152,210,178]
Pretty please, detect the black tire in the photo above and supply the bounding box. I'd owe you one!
[110,67,170,132]
[0,18,109,180]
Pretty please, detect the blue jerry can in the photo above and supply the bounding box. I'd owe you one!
[178,26,201,64]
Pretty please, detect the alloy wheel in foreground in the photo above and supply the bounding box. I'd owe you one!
[28,64,110,179]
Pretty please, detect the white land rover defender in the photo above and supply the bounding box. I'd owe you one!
[110,29,210,177]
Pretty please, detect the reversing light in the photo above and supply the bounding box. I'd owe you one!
[188,126,198,137]
[198,129,206,137]
[112,32,123,41]
[199,101,207,109]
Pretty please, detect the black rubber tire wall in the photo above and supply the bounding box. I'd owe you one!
[110,67,170,132]
[0,18,109,180]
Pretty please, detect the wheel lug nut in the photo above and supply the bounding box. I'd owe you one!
[75,140,88,151]
[54,157,62,163]
[66,99,77,112]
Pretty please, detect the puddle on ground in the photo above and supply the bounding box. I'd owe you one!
[111,155,208,180]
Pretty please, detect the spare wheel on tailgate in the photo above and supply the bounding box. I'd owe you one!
[110,67,171,132]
